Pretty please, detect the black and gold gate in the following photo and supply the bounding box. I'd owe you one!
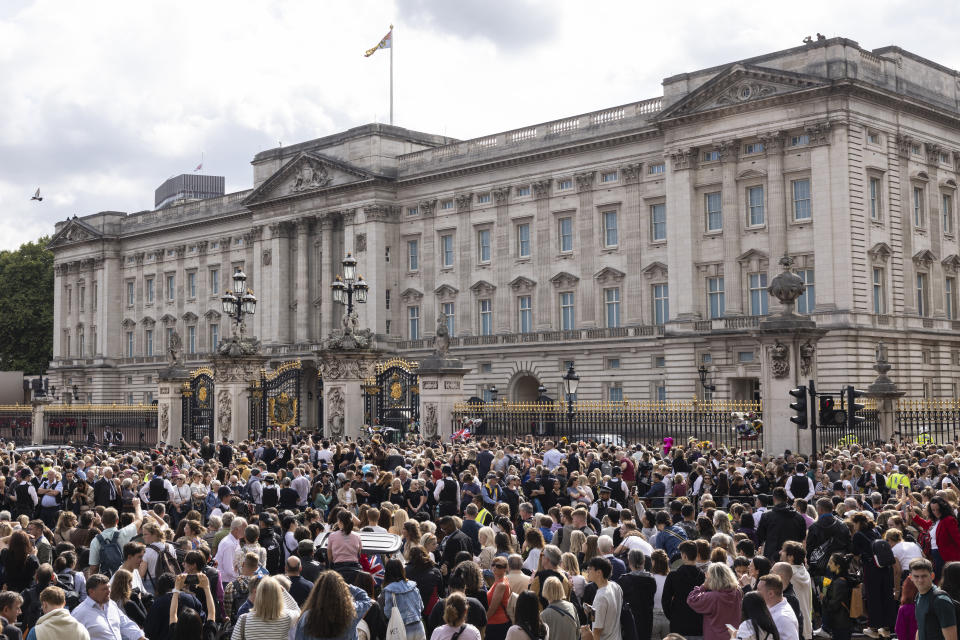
[181,367,214,442]
[363,358,419,443]
[253,360,301,440]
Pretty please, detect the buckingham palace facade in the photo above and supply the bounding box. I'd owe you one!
[47,37,960,422]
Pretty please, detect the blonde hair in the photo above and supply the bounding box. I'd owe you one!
[560,552,580,576]
[253,576,284,621]
[568,530,587,555]
[478,526,495,548]
[703,562,739,591]
[542,576,565,603]
[390,509,408,536]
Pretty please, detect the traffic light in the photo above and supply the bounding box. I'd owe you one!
[818,396,847,426]
[846,386,866,430]
[789,385,808,429]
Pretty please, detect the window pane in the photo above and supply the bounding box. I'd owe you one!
[651,204,666,241]
[519,296,532,333]
[608,386,623,402]
[797,269,816,314]
[654,284,669,325]
[518,224,531,257]
[708,277,725,319]
[870,178,881,220]
[479,300,492,335]
[408,240,419,270]
[408,306,420,339]
[793,180,811,220]
[748,186,765,226]
[559,217,573,252]
[603,211,618,246]
[442,302,455,336]
[478,230,491,262]
[560,292,575,330]
[749,272,768,316]
[705,192,722,231]
[605,288,621,328]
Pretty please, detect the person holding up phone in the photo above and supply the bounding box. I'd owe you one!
[169,572,217,640]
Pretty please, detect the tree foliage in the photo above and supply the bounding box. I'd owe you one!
[0,238,54,374]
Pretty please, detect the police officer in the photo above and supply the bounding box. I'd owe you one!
[15,468,38,519]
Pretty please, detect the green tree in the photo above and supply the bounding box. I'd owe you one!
[0,237,54,374]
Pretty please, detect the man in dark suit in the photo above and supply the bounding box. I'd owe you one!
[93,467,119,508]
[284,556,313,607]
[437,516,471,576]
[476,442,494,480]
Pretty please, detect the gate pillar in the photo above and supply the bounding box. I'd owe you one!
[318,352,382,440]
[866,342,905,443]
[211,355,268,444]
[158,370,189,446]
[419,356,471,441]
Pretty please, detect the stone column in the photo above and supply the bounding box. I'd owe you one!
[756,256,828,456]
[419,201,438,335]
[896,134,917,314]
[575,173,597,326]
[318,352,382,440]
[762,132,787,314]
[866,342,905,442]
[268,222,291,344]
[926,144,946,317]
[620,163,644,324]
[419,356,471,440]
[666,149,698,319]
[295,217,313,343]
[492,188,512,333]
[719,141,744,315]
[157,370,190,445]
[319,215,336,339]
[533,180,553,329]
[212,355,268,444]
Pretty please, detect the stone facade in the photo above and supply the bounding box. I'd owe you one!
[47,38,960,428]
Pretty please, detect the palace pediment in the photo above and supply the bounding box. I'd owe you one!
[657,64,828,120]
[244,151,381,206]
[47,217,105,249]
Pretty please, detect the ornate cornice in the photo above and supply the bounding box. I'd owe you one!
[574,172,595,192]
[532,179,552,199]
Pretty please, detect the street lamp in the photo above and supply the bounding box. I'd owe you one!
[697,365,716,394]
[562,362,580,432]
[489,384,498,403]
[221,268,257,336]
[331,252,369,320]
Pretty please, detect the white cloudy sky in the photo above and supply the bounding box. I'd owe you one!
[2,0,959,251]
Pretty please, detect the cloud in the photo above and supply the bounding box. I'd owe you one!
[396,0,560,51]
[3,0,960,252]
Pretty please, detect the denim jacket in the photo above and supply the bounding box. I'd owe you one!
[382,579,424,627]
[295,584,372,640]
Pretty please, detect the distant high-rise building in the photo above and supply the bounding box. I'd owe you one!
[154,174,225,209]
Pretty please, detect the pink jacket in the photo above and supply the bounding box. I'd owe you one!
[687,585,744,640]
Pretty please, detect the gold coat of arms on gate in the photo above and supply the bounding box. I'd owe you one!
[197,384,209,407]
[268,392,298,428]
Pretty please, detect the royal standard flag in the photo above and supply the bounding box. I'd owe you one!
[364,28,392,57]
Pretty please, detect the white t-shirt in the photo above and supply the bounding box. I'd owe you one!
[621,536,654,557]
[768,599,799,640]
[892,540,924,570]
[735,620,778,640]
[653,574,667,612]
[430,624,483,640]
[931,520,941,550]
[592,582,623,640]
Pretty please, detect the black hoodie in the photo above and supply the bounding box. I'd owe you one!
[661,563,705,636]
[756,502,807,561]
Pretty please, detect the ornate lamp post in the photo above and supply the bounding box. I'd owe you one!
[489,384,498,403]
[697,365,716,395]
[331,252,369,327]
[563,362,580,432]
[221,269,257,335]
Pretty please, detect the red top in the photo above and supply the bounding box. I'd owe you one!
[912,513,960,562]
[487,578,511,625]
[621,457,636,481]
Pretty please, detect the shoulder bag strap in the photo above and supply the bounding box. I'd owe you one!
[240,614,247,640]
[450,626,467,640]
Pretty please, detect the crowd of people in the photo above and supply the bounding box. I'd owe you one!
[0,432,957,640]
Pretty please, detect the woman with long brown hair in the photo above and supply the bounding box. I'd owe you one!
[1,529,38,592]
[110,568,148,627]
[295,570,373,640]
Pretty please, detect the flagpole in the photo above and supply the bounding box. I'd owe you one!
[389,23,394,125]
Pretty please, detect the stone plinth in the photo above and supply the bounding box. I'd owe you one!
[866,342,905,442]
[317,350,385,440]
[210,355,268,444]
[30,398,53,445]
[157,368,190,446]
[755,317,828,457]
[418,357,471,441]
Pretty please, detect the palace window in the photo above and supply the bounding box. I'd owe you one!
[518,295,532,333]
[210,324,219,352]
[145,329,153,356]
[917,273,930,317]
[873,267,886,315]
[948,277,958,321]
[747,186,765,226]
[749,273,768,316]
[869,177,882,221]
[440,199,454,210]
[608,385,623,402]
[702,150,720,162]
[560,292,575,330]
[648,163,665,175]
[744,142,765,155]
[441,234,454,268]
[558,217,573,252]
[479,299,492,335]
[187,326,196,354]
[407,206,418,216]
[126,331,134,357]
[209,269,219,294]
[187,272,196,299]
[442,302,455,337]
[705,192,722,231]
[604,287,621,328]
[651,204,666,241]
[476,193,491,204]
[516,185,531,197]
[600,171,618,183]
[790,134,809,147]
[126,281,134,307]
[408,306,420,339]
[797,269,816,314]
[944,193,954,235]
[792,179,811,220]
[166,274,175,301]
[558,179,573,191]
[407,239,419,271]
[914,186,925,228]
[602,211,618,247]
[653,284,669,325]
[707,277,725,319]
[478,229,491,263]
[517,223,531,257]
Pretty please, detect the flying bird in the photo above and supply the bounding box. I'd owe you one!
[30,188,42,202]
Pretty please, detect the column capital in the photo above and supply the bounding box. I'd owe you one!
[196,240,208,255]
[896,133,914,158]
[341,208,358,225]
[532,179,552,199]
[574,172,595,192]
[926,142,943,165]
[295,216,315,233]
[418,199,437,217]
[455,193,473,211]
[268,222,287,239]
[717,140,739,163]
[619,163,643,183]
[491,186,511,205]
[804,120,833,147]
[363,205,395,222]
[668,148,697,171]
[760,131,786,154]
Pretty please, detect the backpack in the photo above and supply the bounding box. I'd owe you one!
[262,533,283,575]
[871,538,896,568]
[95,530,123,576]
[228,578,250,624]
[619,601,639,640]
[148,542,182,584]
[809,519,848,573]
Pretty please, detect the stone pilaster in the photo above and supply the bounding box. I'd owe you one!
[575,172,597,326]
[896,134,917,314]
[762,132,787,314]
[926,144,946,318]
[319,215,336,339]
[492,187,512,333]
[720,141,744,315]
[295,217,313,343]
[533,179,553,329]
[318,352,382,439]
[621,164,644,324]
[211,354,268,443]
[157,370,190,445]
[666,148,699,319]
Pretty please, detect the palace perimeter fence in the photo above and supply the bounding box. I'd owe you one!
[452,400,765,451]
[0,406,32,446]
[895,399,960,445]
[44,405,158,449]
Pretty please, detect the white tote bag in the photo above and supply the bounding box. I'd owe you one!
[386,592,407,640]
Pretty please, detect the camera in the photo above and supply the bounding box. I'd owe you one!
[185,574,199,586]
